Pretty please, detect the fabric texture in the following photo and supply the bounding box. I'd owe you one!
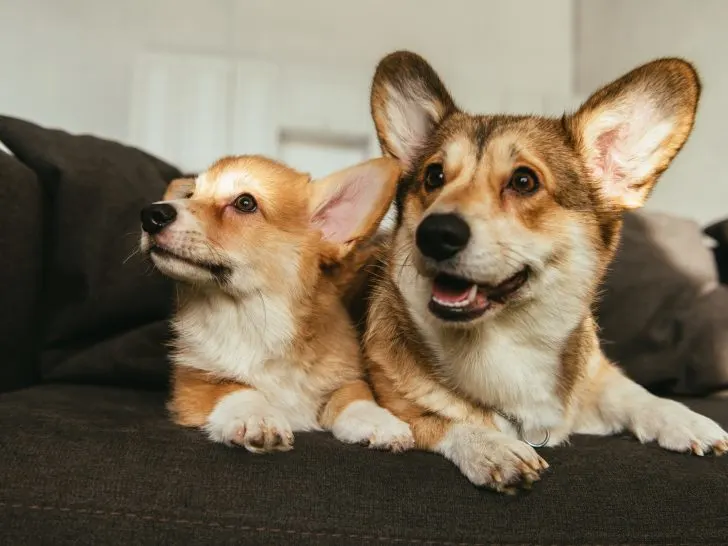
[0,152,43,392]
[1,384,727,545]
[596,210,728,395]
[0,116,179,389]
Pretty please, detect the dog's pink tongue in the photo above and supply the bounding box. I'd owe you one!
[432,282,473,304]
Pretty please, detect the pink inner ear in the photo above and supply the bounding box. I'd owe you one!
[593,126,627,183]
[311,173,377,244]
[585,99,673,206]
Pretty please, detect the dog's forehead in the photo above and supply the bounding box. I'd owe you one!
[196,168,265,199]
[438,116,565,164]
[195,156,305,202]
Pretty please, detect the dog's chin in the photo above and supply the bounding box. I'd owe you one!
[424,267,531,326]
[149,247,230,285]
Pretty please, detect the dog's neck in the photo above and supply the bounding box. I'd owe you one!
[175,287,296,357]
[173,265,325,364]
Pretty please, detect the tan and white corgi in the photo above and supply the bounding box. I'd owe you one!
[139,155,414,453]
[364,51,728,492]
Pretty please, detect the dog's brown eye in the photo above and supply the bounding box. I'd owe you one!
[233,193,257,213]
[508,167,540,195]
[424,163,445,192]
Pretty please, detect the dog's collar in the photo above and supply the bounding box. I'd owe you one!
[493,409,550,448]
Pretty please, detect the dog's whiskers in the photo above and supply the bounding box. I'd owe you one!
[122,248,141,265]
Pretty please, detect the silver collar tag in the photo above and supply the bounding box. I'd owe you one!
[519,426,550,448]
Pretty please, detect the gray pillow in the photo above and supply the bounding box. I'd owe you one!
[596,210,728,395]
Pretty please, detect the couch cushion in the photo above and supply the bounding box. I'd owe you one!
[1,385,727,545]
[597,210,728,395]
[0,151,43,392]
[0,116,179,388]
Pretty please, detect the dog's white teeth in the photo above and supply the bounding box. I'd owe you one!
[432,284,479,308]
[433,297,454,308]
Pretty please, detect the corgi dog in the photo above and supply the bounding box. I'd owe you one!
[139,155,414,454]
[364,51,728,492]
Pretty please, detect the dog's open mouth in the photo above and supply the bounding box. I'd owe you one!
[150,246,230,278]
[429,267,530,322]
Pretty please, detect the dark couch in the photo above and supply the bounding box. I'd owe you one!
[1,116,727,545]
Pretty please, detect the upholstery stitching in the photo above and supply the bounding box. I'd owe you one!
[1,502,488,545]
[0,502,714,545]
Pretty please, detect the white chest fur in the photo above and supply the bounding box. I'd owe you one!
[432,311,568,436]
[172,291,323,430]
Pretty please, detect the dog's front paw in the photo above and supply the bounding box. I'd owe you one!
[632,398,728,456]
[205,390,294,454]
[330,400,415,452]
[437,424,549,493]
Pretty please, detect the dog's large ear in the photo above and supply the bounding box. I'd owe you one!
[308,158,400,259]
[163,177,196,201]
[568,58,700,209]
[370,51,457,170]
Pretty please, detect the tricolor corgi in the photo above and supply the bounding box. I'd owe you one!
[364,51,727,492]
[140,155,414,453]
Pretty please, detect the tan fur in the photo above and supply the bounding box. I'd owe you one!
[141,155,414,453]
[318,379,375,429]
[169,366,250,427]
[364,51,726,492]
[164,178,196,201]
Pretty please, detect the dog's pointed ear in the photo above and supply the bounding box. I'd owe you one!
[567,58,700,209]
[308,158,400,258]
[163,177,196,201]
[370,51,457,170]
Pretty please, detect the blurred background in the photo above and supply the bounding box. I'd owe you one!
[0,0,725,224]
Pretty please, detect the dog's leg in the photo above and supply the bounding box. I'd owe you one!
[367,364,547,490]
[575,357,728,455]
[171,365,294,453]
[365,353,549,491]
[320,379,415,452]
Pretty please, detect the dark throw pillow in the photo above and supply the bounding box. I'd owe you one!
[0,151,43,392]
[596,211,728,395]
[0,116,180,388]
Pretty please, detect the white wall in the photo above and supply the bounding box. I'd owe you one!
[0,0,574,148]
[0,0,232,145]
[576,0,728,225]
[3,0,722,223]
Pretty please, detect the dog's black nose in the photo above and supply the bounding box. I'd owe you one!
[416,213,471,261]
[140,203,177,234]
